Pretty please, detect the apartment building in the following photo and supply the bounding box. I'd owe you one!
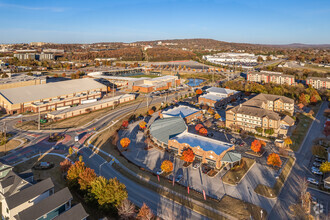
[306,77,330,89]
[198,87,241,108]
[225,94,295,138]
[247,71,295,85]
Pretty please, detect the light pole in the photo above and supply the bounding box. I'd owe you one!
[38,106,41,131]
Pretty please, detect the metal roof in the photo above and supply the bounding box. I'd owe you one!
[150,117,187,144]
[0,78,106,104]
[221,152,242,163]
[162,106,200,118]
[171,131,233,155]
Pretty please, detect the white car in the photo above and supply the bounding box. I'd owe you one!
[307,177,319,185]
[75,136,79,142]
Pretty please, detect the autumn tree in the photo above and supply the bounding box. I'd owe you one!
[299,93,307,105]
[181,148,195,163]
[67,161,86,184]
[78,167,97,190]
[267,153,282,168]
[137,203,153,220]
[257,56,263,62]
[195,124,204,132]
[251,140,262,153]
[284,137,293,147]
[60,159,72,173]
[319,162,330,173]
[54,74,58,78]
[68,147,73,155]
[122,120,129,129]
[196,89,202,95]
[259,140,266,147]
[199,127,208,136]
[214,113,221,120]
[208,108,215,115]
[139,121,147,129]
[61,72,66,77]
[120,138,131,149]
[118,199,136,220]
[310,95,317,104]
[90,176,127,207]
[148,109,154,115]
[161,160,173,173]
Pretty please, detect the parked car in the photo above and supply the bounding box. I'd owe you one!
[312,166,320,171]
[156,169,163,175]
[201,164,211,174]
[307,177,319,185]
[239,142,245,147]
[312,170,323,175]
[175,174,183,182]
[207,133,214,138]
[315,158,325,163]
[313,162,321,167]
[193,160,201,169]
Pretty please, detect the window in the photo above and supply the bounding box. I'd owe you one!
[7,208,9,213]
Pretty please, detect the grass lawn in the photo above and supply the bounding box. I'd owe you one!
[13,155,66,192]
[290,113,313,151]
[91,130,265,219]
[222,157,255,185]
[254,156,295,198]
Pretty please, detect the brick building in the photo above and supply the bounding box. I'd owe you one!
[247,71,295,85]
[306,77,330,89]
[161,106,203,123]
[198,87,241,108]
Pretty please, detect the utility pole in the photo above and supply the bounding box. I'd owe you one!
[147,94,149,110]
[113,82,115,109]
[3,122,6,156]
[38,106,41,130]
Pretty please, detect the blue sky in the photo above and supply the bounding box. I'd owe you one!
[1,0,330,44]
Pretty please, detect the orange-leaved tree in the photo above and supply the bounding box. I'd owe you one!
[67,161,86,183]
[195,124,204,132]
[120,138,131,149]
[214,113,221,120]
[137,203,153,220]
[78,167,97,190]
[60,159,72,173]
[199,127,208,136]
[139,121,147,129]
[251,140,262,153]
[208,108,215,115]
[148,109,154,115]
[122,120,129,128]
[267,153,282,167]
[161,160,173,173]
[259,140,266,147]
[181,148,195,163]
[196,89,202,95]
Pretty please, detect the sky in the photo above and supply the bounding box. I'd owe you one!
[0,0,330,44]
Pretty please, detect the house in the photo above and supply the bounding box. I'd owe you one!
[16,187,73,220]
[53,203,88,220]
[2,178,54,219]
[161,106,203,123]
[198,87,241,108]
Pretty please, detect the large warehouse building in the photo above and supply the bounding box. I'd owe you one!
[0,78,108,114]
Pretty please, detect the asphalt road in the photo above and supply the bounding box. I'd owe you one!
[79,147,210,220]
[269,102,330,220]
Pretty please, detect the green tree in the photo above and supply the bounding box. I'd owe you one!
[90,176,127,207]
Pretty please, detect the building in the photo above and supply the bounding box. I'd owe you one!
[131,75,181,93]
[13,53,37,60]
[149,117,240,169]
[47,94,135,120]
[0,163,88,220]
[306,77,330,89]
[53,203,88,220]
[247,71,295,85]
[168,131,237,169]
[198,87,241,108]
[0,78,108,114]
[161,106,203,123]
[39,53,55,60]
[225,94,295,138]
[2,178,54,219]
[0,74,46,90]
